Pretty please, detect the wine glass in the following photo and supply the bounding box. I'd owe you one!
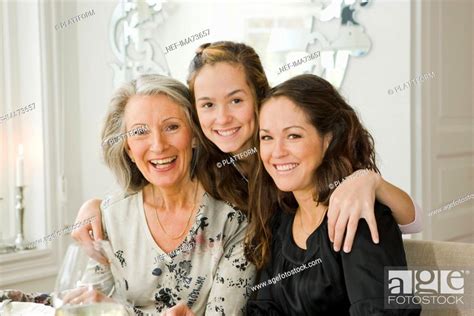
[52,243,128,316]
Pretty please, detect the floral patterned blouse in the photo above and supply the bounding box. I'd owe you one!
[84,190,256,315]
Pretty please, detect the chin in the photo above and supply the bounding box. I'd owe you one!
[149,173,180,187]
[215,141,245,154]
[272,179,298,192]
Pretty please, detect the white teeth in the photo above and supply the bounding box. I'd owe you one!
[151,156,177,165]
[275,163,298,171]
[216,128,239,137]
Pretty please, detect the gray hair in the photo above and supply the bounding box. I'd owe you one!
[101,74,197,193]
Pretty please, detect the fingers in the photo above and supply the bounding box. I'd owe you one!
[71,288,94,305]
[71,199,103,241]
[71,199,108,265]
[164,303,192,316]
[327,197,340,243]
[91,214,104,241]
[332,213,349,252]
[365,213,380,244]
[71,222,93,243]
[82,243,110,265]
[342,215,359,253]
[63,287,108,305]
[62,287,87,304]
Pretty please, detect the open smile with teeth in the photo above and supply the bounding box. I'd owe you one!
[214,127,240,137]
[274,163,299,172]
[150,156,177,166]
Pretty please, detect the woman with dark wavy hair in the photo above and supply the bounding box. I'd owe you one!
[246,74,420,315]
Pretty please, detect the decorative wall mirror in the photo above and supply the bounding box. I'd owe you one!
[109,0,373,89]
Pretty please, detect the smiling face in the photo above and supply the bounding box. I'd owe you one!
[259,96,331,194]
[193,62,256,154]
[124,94,194,188]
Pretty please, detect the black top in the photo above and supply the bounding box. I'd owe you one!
[247,201,421,316]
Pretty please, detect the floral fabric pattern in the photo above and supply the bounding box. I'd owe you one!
[83,191,256,315]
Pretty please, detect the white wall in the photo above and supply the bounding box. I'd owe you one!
[340,0,412,193]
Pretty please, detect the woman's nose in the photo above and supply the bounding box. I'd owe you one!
[150,131,168,152]
[272,138,288,158]
[215,105,232,125]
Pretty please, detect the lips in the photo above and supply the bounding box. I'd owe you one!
[150,156,177,165]
[149,156,177,171]
[273,163,299,172]
[213,127,240,137]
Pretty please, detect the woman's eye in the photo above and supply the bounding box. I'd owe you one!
[202,102,213,109]
[165,124,179,132]
[288,134,301,140]
[231,98,242,105]
[129,125,150,137]
[260,135,272,141]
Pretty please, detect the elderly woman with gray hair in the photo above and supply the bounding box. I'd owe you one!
[68,74,256,315]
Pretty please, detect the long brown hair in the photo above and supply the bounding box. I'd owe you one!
[246,74,379,269]
[187,41,270,211]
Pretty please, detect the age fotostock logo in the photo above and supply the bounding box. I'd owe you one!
[385,267,473,310]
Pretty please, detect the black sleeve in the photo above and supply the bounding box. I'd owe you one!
[340,201,421,316]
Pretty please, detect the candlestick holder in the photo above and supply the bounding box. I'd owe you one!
[14,186,34,251]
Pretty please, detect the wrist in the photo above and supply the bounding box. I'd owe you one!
[371,170,383,194]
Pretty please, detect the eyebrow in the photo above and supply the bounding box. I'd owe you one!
[260,125,306,133]
[128,117,183,128]
[196,89,247,102]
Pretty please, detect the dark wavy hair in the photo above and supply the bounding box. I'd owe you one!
[246,74,380,269]
[187,41,270,211]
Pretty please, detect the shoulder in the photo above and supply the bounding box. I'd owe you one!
[373,200,399,230]
[344,200,404,255]
[100,190,141,219]
[201,193,249,242]
[205,193,248,226]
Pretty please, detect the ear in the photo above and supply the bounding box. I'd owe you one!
[191,137,198,148]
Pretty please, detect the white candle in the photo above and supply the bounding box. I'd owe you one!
[16,144,24,187]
